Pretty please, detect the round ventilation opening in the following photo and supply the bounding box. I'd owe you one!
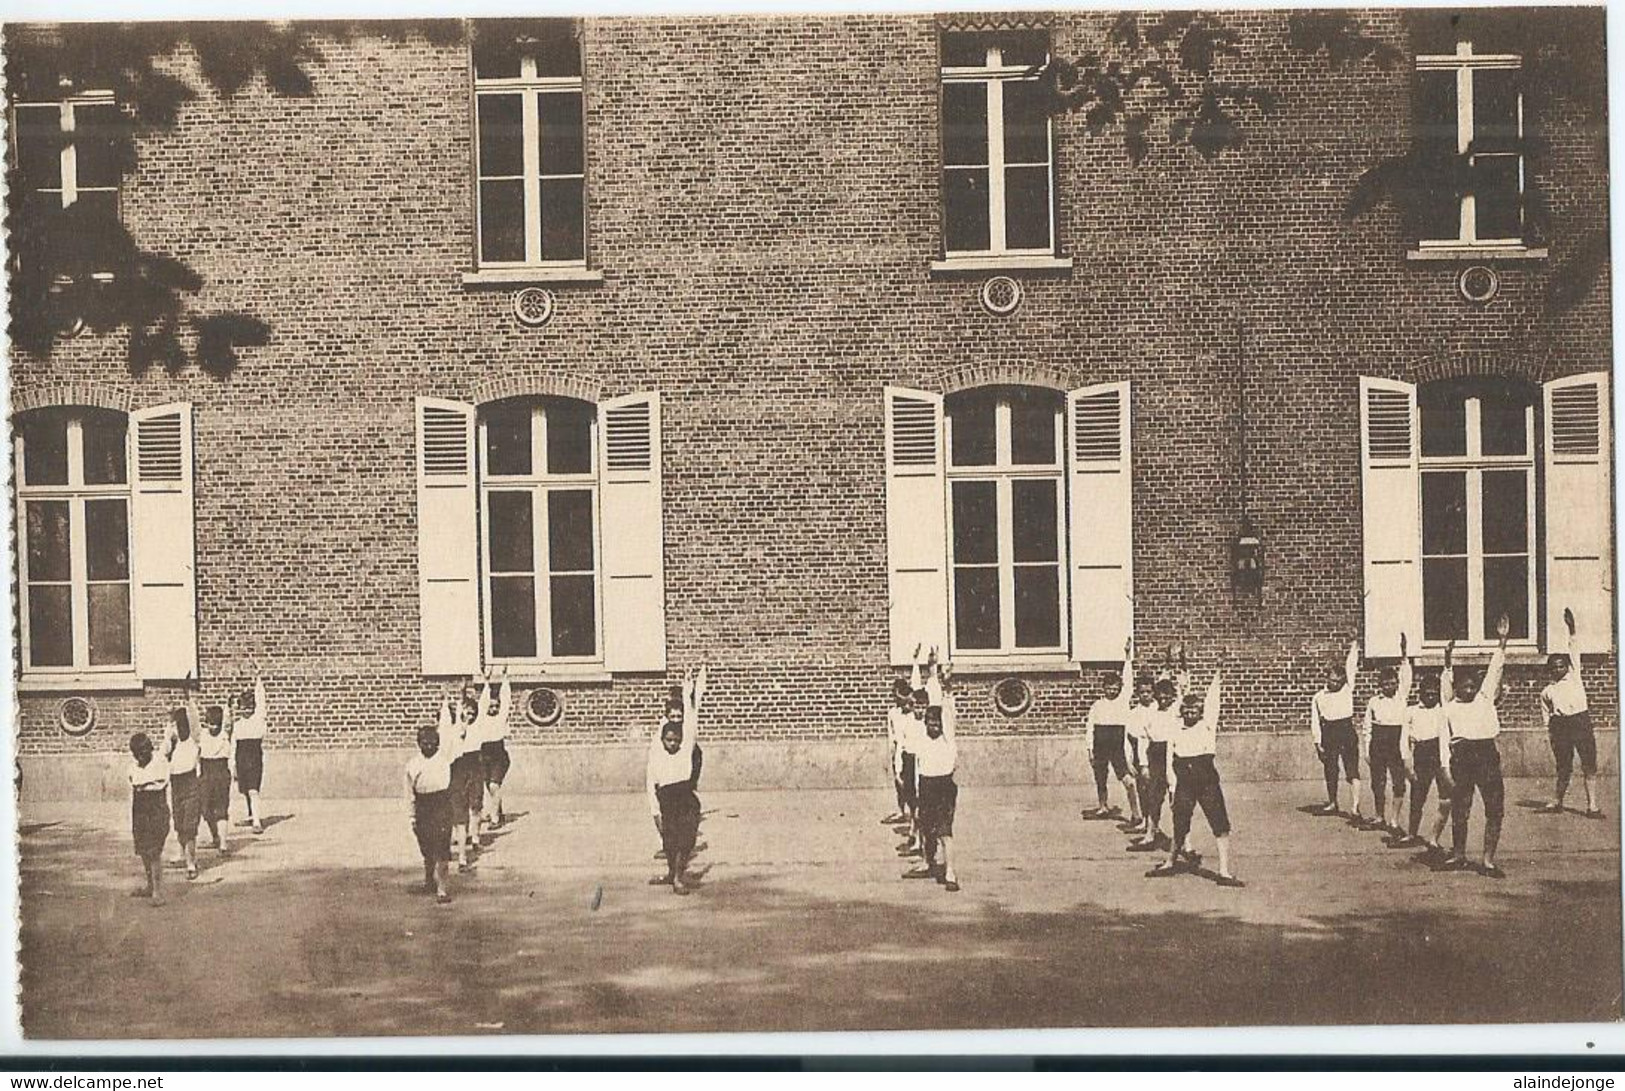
[513,286,556,328]
[524,687,563,728]
[59,696,97,737]
[993,677,1034,717]
[980,275,1023,316]
[1458,265,1500,305]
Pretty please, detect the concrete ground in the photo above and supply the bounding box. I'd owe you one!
[18,779,1624,1040]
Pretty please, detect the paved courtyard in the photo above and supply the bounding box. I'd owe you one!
[18,779,1623,1039]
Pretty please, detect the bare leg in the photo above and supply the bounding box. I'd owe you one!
[183,838,198,878]
[453,823,469,869]
[1584,773,1599,813]
[148,856,165,905]
[1122,777,1142,823]
[247,789,264,832]
[940,836,957,887]
[1349,777,1364,819]
[1216,833,1233,879]
[435,861,451,903]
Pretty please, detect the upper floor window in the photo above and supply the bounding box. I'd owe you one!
[472,20,586,269]
[940,31,1056,258]
[10,92,122,256]
[1415,41,1524,247]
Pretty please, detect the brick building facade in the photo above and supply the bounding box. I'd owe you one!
[7,10,1616,797]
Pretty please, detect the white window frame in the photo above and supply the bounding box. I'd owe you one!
[944,393,1068,658]
[1416,41,1525,249]
[477,400,605,667]
[1418,392,1538,649]
[941,38,1057,258]
[473,49,587,270]
[11,90,119,213]
[14,410,136,678]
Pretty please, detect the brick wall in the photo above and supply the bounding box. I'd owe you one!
[10,11,1616,765]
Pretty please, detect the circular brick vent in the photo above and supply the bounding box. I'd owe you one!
[1458,265,1499,305]
[980,275,1023,316]
[992,677,1033,717]
[58,696,97,737]
[513,286,555,328]
[524,687,563,728]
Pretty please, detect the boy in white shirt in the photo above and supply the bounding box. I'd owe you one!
[128,732,171,906]
[1364,635,1415,834]
[478,671,513,828]
[1541,608,1601,818]
[1441,617,1511,877]
[197,703,233,853]
[1082,638,1141,825]
[1128,657,1183,854]
[230,667,268,834]
[165,704,202,881]
[1310,640,1366,825]
[648,667,706,894]
[883,678,915,828]
[1122,670,1157,838]
[1390,651,1454,856]
[1146,650,1242,887]
[406,723,455,904]
[904,650,960,892]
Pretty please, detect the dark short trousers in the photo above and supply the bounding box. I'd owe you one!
[899,752,918,808]
[1172,754,1231,837]
[1551,712,1598,778]
[1091,725,1130,780]
[480,740,511,785]
[199,758,231,821]
[413,789,454,863]
[132,790,170,858]
[1145,741,1169,802]
[656,780,701,858]
[169,769,202,841]
[1411,737,1448,796]
[450,752,484,825]
[917,773,958,839]
[1320,718,1361,783]
[234,739,264,794]
[690,744,704,791]
[1451,737,1505,809]
[1127,734,1142,771]
[1369,724,1406,793]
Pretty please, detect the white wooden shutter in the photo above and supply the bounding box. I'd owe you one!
[598,392,667,672]
[1359,376,1422,657]
[1067,381,1134,662]
[885,387,947,665]
[1544,372,1613,653]
[415,397,480,676]
[130,402,198,680]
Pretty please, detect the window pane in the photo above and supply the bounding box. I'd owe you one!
[548,489,595,572]
[1010,390,1058,465]
[953,567,1001,650]
[1480,393,1529,456]
[1420,394,1466,457]
[1471,155,1522,239]
[942,82,989,167]
[546,399,594,474]
[487,491,535,573]
[1013,565,1061,648]
[998,31,1049,69]
[26,501,71,582]
[88,583,131,666]
[1471,68,1520,153]
[1004,165,1052,251]
[1422,557,1469,642]
[477,94,525,177]
[947,390,997,466]
[72,103,123,190]
[537,91,583,175]
[944,169,991,252]
[951,480,998,564]
[20,411,69,486]
[1481,470,1528,555]
[490,576,538,658]
[81,410,127,485]
[1483,556,1529,640]
[484,402,533,476]
[941,33,989,68]
[14,104,61,193]
[1011,479,1058,563]
[1002,80,1050,164]
[84,499,129,580]
[532,20,582,78]
[479,179,526,263]
[1421,472,1467,555]
[26,585,73,667]
[550,574,596,656]
[473,31,524,79]
[1415,69,1462,240]
[539,177,585,262]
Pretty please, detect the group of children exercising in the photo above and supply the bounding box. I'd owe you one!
[126,609,1603,903]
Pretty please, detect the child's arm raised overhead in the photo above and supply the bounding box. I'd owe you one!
[1442,640,1456,705]
[1398,632,1414,702]
[1345,639,1360,693]
[1481,616,1510,706]
[1310,684,1323,754]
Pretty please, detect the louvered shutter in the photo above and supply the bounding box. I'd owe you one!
[1066,382,1133,662]
[885,387,947,665]
[415,397,480,675]
[1544,372,1612,653]
[129,402,198,679]
[598,392,667,672]
[1359,377,1422,657]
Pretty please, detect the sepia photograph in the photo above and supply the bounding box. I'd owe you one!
[3,3,1620,1044]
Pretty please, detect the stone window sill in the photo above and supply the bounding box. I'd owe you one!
[929,254,1074,278]
[1405,245,1548,262]
[949,657,1077,676]
[19,674,143,694]
[461,266,604,288]
[499,669,613,685]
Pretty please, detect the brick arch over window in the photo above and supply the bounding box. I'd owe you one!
[936,363,1074,395]
[11,382,134,416]
[1409,350,1550,387]
[469,371,600,407]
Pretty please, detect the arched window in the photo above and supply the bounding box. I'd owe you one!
[15,407,133,672]
[478,396,600,662]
